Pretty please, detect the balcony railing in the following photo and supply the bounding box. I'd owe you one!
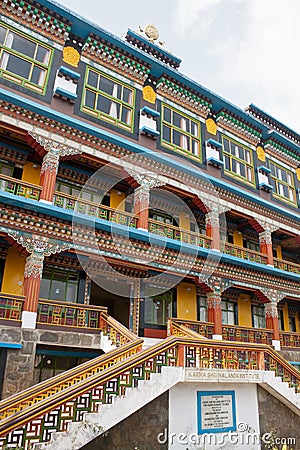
[224,242,268,265]
[222,324,273,345]
[168,318,214,339]
[148,219,212,248]
[0,293,24,324]
[53,191,137,228]
[37,299,107,332]
[274,258,300,275]
[0,174,41,201]
[280,331,300,348]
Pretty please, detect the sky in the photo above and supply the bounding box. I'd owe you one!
[58,0,300,133]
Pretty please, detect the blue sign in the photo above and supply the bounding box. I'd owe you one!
[197,390,236,434]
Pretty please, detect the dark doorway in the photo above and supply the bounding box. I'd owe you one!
[90,282,130,328]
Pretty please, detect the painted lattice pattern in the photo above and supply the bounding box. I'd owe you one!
[222,325,273,345]
[0,296,23,321]
[37,302,101,329]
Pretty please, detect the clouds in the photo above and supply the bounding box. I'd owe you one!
[173,0,300,131]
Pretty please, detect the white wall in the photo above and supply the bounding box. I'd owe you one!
[168,381,260,450]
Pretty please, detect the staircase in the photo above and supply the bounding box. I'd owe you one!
[0,317,299,450]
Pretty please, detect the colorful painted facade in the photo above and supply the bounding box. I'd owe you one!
[0,1,299,448]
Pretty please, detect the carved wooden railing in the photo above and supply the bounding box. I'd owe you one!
[222,324,274,345]
[37,300,107,332]
[0,326,299,449]
[53,190,137,228]
[274,258,300,274]
[0,293,24,324]
[280,331,300,348]
[224,242,268,265]
[148,218,212,248]
[0,174,42,201]
[168,318,214,339]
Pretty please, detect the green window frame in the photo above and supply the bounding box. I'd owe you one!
[0,22,52,94]
[144,292,174,326]
[161,104,201,159]
[40,268,79,303]
[221,299,236,325]
[223,136,254,185]
[197,294,207,322]
[269,162,296,204]
[82,67,135,132]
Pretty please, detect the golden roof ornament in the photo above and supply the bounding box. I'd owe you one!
[139,24,165,46]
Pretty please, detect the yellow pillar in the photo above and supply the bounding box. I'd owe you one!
[233,230,243,247]
[295,312,300,333]
[282,303,290,331]
[237,294,252,327]
[1,247,26,295]
[22,161,41,185]
[110,190,126,211]
[176,282,197,320]
[276,245,282,260]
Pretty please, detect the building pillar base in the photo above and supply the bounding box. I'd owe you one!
[21,311,37,329]
[272,340,281,351]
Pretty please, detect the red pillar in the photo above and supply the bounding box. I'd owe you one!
[205,211,220,251]
[39,150,59,203]
[265,302,280,341]
[134,185,149,230]
[259,230,274,265]
[22,252,44,328]
[207,292,222,338]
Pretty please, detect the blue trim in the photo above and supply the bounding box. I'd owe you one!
[141,106,160,119]
[257,165,271,174]
[0,88,299,223]
[266,131,299,154]
[258,182,273,190]
[58,66,81,80]
[126,29,182,65]
[0,342,22,349]
[207,139,222,149]
[54,87,77,100]
[139,126,160,137]
[207,157,224,166]
[197,390,236,434]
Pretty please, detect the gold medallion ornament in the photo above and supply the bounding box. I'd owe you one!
[205,117,217,136]
[63,46,80,68]
[296,167,300,181]
[144,24,159,42]
[256,145,266,162]
[142,85,156,104]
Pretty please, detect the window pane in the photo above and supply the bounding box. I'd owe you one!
[173,111,181,128]
[39,279,51,299]
[36,46,50,64]
[85,90,96,109]
[66,283,78,302]
[0,26,6,44]
[11,33,36,59]
[31,66,45,86]
[163,107,171,123]
[50,280,66,301]
[223,139,229,152]
[173,129,181,146]
[87,70,98,88]
[163,125,171,142]
[123,87,132,104]
[5,53,31,79]
[97,94,113,115]
[121,106,131,124]
[191,122,198,137]
[100,76,120,98]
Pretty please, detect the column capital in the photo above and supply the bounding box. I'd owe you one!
[203,276,234,295]
[24,252,44,279]
[259,230,273,245]
[128,168,167,189]
[260,288,286,304]
[254,218,279,234]
[28,131,82,157]
[41,150,60,175]
[7,230,71,256]
[264,302,278,318]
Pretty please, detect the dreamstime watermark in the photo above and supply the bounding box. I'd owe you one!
[156,424,296,447]
[71,155,227,297]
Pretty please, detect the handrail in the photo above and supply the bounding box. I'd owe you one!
[0,293,24,322]
[168,318,214,339]
[0,174,42,200]
[274,258,300,274]
[224,242,268,264]
[0,329,299,447]
[280,330,300,348]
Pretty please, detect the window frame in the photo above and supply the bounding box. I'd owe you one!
[144,291,174,326]
[252,304,266,329]
[161,104,202,160]
[221,299,237,325]
[269,161,296,205]
[0,22,52,94]
[222,136,255,185]
[81,66,135,132]
[40,268,79,303]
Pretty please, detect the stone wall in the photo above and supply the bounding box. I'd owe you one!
[1,325,101,398]
[257,385,300,449]
[81,392,169,450]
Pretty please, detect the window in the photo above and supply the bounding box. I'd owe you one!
[55,180,102,204]
[144,292,174,326]
[40,268,79,303]
[197,295,207,322]
[252,304,266,329]
[82,68,135,131]
[269,162,296,204]
[161,105,201,159]
[243,239,260,253]
[223,137,254,184]
[0,23,51,94]
[149,209,177,225]
[221,299,236,325]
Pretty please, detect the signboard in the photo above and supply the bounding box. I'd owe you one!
[197,390,236,434]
